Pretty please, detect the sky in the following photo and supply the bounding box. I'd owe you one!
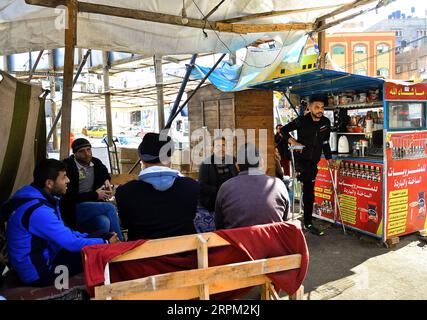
[331,0,427,32]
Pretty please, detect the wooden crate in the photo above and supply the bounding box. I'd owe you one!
[188,85,274,176]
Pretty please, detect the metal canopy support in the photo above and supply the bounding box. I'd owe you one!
[27,50,44,82]
[154,55,165,132]
[103,51,114,147]
[46,49,91,147]
[164,54,197,129]
[48,50,59,151]
[59,0,77,160]
[167,53,226,128]
[283,92,300,117]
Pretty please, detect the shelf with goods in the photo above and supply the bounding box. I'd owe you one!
[325,101,383,110]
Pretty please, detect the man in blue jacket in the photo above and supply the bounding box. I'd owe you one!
[1,159,119,287]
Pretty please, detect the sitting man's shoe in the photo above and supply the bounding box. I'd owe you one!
[304,224,324,236]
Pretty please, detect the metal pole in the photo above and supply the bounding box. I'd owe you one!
[165,54,197,129]
[283,92,300,117]
[48,50,59,151]
[27,50,44,82]
[46,49,91,146]
[154,55,165,132]
[327,162,346,234]
[103,51,114,147]
[167,53,226,127]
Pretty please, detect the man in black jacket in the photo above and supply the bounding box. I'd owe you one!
[281,95,332,236]
[61,138,123,240]
[198,137,238,213]
[115,132,199,240]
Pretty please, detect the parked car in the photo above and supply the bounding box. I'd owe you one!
[116,126,144,137]
[87,126,107,138]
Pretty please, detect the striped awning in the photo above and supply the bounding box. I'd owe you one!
[0,71,47,203]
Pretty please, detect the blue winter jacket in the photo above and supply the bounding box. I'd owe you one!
[2,184,105,284]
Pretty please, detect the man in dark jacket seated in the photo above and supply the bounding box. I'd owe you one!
[61,138,123,240]
[1,159,119,287]
[115,132,199,240]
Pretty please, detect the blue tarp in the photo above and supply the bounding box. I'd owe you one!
[191,35,309,92]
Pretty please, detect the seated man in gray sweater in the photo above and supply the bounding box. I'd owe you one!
[215,143,291,230]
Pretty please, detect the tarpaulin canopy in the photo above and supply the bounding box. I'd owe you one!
[1,0,361,56]
[190,34,309,91]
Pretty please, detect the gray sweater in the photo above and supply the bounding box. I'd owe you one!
[215,170,290,229]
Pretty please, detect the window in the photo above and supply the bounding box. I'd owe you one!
[306,46,317,55]
[396,65,402,74]
[394,29,402,37]
[417,30,427,37]
[410,61,417,70]
[377,68,389,77]
[355,68,367,76]
[377,43,389,54]
[388,102,426,129]
[331,45,345,55]
[354,44,367,54]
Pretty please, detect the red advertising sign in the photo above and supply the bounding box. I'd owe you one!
[385,82,427,101]
[385,131,427,238]
[313,158,335,221]
[336,160,383,236]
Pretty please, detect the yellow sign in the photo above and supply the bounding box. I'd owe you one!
[389,211,408,222]
[389,196,408,206]
[389,203,408,214]
[315,192,331,200]
[389,189,409,199]
[388,225,406,237]
[315,187,323,193]
[266,54,318,80]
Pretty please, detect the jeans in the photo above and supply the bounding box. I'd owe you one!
[75,202,123,241]
[296,161,318,226]
[29,250,83,287]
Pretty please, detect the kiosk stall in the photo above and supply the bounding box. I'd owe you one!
[252,69,427,243]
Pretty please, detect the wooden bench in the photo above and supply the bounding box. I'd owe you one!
[89,231,305,300]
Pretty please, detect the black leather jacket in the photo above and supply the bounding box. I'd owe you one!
[281,113,332,164]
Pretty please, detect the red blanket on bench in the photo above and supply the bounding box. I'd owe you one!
[82,221,309,298]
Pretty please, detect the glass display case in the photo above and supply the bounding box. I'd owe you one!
[388,102,426,130]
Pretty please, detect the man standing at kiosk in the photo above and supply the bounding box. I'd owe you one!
[281,95,332,236]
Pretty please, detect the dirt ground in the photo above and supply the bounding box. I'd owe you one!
[301,219,427,300]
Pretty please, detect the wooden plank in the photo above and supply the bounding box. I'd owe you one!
[268,283,280,300]
[218,5,340,23]
[289,285,304,300]
[216,22,313,34]
[197,235,210,300]
[26,0,315,34]
[318,20,326,68]
[261,282,270,300]
[59,0,77,160]
[110,174,138,185]
[111,233,229,263]
[105,275,270,300]
[315,0,376,24]
[95,254,302,299]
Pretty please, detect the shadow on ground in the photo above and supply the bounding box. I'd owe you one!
[302,218,426,300]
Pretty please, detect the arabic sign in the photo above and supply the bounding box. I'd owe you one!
[313,158,335,221]
[385,82,427,101]
[386,131,427,238]
[336,161,383,236]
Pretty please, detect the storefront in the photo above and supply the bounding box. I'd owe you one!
[252,69,427,243]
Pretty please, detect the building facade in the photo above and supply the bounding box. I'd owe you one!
[366,15,427,81]
[306,32,396,79]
